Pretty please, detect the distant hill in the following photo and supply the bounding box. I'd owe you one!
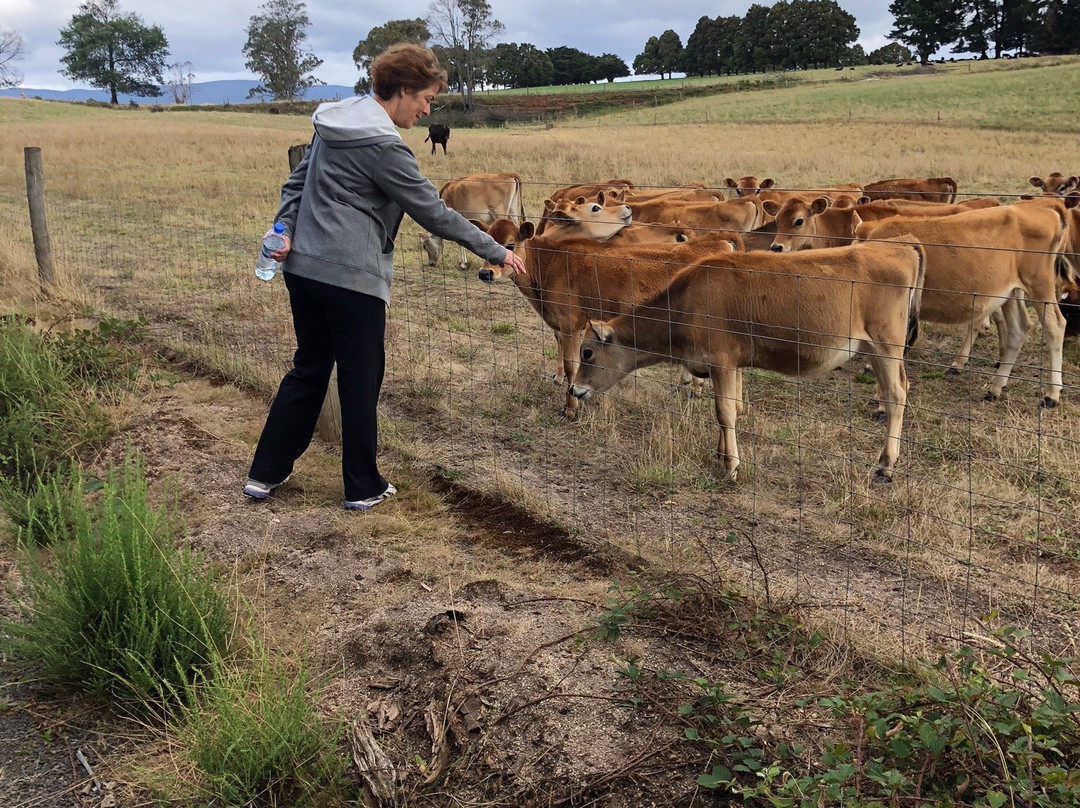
[0,80,357,106]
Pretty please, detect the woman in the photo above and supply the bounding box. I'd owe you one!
[244,43,526,510]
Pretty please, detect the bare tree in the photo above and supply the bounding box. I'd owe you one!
[166,60,194,103]
[0,27,27,88]
[426,0,503,111]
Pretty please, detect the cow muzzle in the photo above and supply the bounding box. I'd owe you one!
[770,243,786,252]
[569,385,592,400]
[478,267,495,283]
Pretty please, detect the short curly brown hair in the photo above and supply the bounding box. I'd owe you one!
[370,44,449,100]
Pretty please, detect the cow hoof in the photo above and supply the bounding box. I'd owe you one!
[559,407,578,422]
[945,367,960,377]
[874,411,886,424]
[872,470,893,485]
[1041,397,1058,409]
[983,391,1000,402]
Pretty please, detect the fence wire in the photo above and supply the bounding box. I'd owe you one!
[6,165,1079,667]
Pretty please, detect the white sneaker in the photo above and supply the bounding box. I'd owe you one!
[243,475,290,500]
[344,483,397,511]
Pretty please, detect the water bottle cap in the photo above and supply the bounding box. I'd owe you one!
[273,222,285,234]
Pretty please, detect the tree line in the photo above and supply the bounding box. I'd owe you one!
[2,0,1079,105]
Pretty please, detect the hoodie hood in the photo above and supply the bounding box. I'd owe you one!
[312,94,400,144]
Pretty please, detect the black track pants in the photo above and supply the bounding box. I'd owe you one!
[248,272,388,501]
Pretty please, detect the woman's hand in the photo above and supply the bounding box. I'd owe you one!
[269,234,292,262]
[502,247,526,276]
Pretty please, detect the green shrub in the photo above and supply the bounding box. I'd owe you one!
[0,316,140,493]
[1,452,230,711]
[1,462,100,545]
[185,649,348,807]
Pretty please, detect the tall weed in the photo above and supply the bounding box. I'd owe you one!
[2,452,231,712]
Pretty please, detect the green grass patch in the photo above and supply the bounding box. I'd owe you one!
[1,452,231,713]
[183,648,348,808]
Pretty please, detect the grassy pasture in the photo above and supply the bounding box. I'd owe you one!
[1,56,1079,674]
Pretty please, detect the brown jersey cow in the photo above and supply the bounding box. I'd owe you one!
[569,238,926,483]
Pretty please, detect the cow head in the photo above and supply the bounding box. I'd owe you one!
[1029,173,1080,196]
[418,232,442,265]
[569,320,628,400]
[767,196,850,252]
[477,220,534,283]
[539,193,632,241]
[723,176,775,198]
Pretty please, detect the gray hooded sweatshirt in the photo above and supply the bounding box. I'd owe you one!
[274,94,508,304]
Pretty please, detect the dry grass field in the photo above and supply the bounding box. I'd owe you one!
[1,58,1079,805]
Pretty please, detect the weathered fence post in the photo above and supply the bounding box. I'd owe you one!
[288,143,309,171]
[24,147,56,290]
[286,143,342,441]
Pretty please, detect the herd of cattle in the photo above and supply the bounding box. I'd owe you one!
[414,170,1080,483]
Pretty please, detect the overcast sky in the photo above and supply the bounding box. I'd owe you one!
[3,0,897,91]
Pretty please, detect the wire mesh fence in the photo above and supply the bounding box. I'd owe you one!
[6,157,1079,670]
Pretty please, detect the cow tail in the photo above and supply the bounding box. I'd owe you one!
[905,241,926,354]
[1052,208,1077,285]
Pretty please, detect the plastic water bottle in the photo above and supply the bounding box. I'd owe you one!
[255,222,286,281]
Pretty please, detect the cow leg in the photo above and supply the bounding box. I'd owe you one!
[710,366,741,480]
[863,348,907,482]
[1031,296,1066,407]
[985,296,1029,401]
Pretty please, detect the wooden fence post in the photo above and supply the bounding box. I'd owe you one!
[24,147,56,290]
[288,143,309,171]
[286,143,342,441]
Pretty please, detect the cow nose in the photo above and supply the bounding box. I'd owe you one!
[478,268,494,283]
[770,243,784,252]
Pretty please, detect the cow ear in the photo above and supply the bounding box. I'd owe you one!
[597,190,607,205]
[1066,177,1080,193]
[856,195,871,205]
[761,199,780,216]
[519,221,535,239]
[575,196,586,204]
[587,320,614,343]
[1029,177,1045,189]
[722,177,736,189]
[850,211,862,233]
[543,198,555,212]
[760,178,775,190]
[468,219,488,232]
[810,196,830,215]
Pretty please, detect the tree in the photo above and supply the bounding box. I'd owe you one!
[490,42,553,88]
[57,0,168,104]
[868,42,913,64]
[427,0,504,111]
[1031,0,1080,54]
[682,16,720,76]
[352,18,430,93]
[243,0,324,102]
[655,30,684,79]
[0,27,26,88]
[787,0,860,68]
[546,46,596,85]
[888,0,965,64]
[595,53,630,83]
[166,60,194,103]
[632,36,661,77]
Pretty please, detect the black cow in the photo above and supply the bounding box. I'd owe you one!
[424,124,450,155]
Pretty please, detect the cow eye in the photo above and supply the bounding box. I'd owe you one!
[507,243,515,252]
[582,348,594,362]
[589,204,601,213]
[676,234,688,242]
[794,218,804,227]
